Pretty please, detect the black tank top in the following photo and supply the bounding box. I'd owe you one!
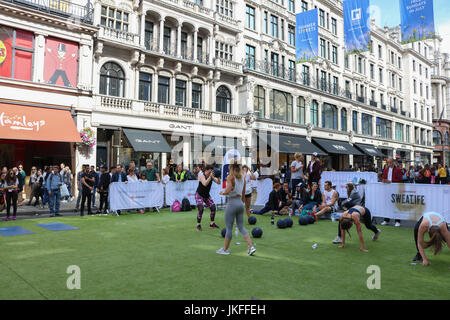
[196,174,213,198]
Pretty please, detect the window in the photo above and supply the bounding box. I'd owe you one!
[344,55,349,69]
[270,90,292,122]
[197,36,203,61]
[399,78,402,91]
[297,96,305,124]
[391,73,395,88]
[254,85,265,118]
[370,64,374,80]
[319,9,325,27]
[445,131,449,146]
[420,83,423,97]
[320,70,327,91]
[288,0,295,12]
[144,21,154,50]
[320,39,326,58]
[376,118,392,139]
[301,0,308,12]
[175,79,187,106]
[289,60,296,81]
[215,41,233,60]
[362,113,372,136]
[413,60,416,72]
[341,109,347,132]
[311,100,318,126]
[271,15,278,38]
[158,76,170,104]
[264,11,268,34]
[322,103,338,130]
[352,111,358,132]
[101,6,129,31]
[419,64,422,75]
[331,18,337,35]
[100,62,125,97]
[406,125,410,143]
[192,83,202,109]
[433,131,442,145]
[358,57,362,73]
[138,72,152,101]
[216,85,231,113]
[246,5,255,30]
[271,52,279,77]
[395,123,404,142]
[332,76,338,95]
[245,45,255,70]
[390,51,395,64]
[302,65,310,85]
[332,46,338,64]
[426,86,429,99]
[378,45,382,59]
[0,27,34,81]
[425,68,428,78]
[216,0,233,17]
[398,57,401,68]
[288,25,295,46]
[281,19,285,41]
[163,27,171,54]
[180,32,188,59]
[413,80,417,94]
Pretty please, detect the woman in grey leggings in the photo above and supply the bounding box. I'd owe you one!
[217,161,256,256]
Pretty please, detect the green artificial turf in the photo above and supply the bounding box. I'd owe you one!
[0,210,449,300]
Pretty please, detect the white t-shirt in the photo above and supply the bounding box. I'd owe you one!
[387,168,393,182]
[127,175,139,183]
[244,172,252,195]
[324,189,337,210]
[290,160,304,179]
[162,174,170,184]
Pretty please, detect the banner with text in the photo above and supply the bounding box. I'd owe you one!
[344,0,371,54]
[254,178,274,206]
[109,182,164,211]
[400,0,436,44]
[295,9,319,63]
[365,183,450,221]
[320,171,378,197]
[165,181,225,206]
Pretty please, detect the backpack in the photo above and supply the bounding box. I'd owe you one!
[171,200,181,212]
[424,169,431,178]
[181,198,191,212]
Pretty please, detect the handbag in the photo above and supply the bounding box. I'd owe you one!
[60,184,70,198]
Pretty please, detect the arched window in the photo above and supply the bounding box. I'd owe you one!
[297,96,305,124]
[100,62,125,97]
[254,85,265,118]
[433,130,442,145]
[216,85,231,113]
[310,100,318,126]
[269,89,292,122]
[445,131,449,146]
[341,108,347,132]
[322,103,337,130]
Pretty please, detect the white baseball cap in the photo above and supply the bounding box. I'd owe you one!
[312,152,318,157]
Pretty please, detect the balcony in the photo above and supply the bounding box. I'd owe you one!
[370,100,378,108]
[1,0,94,24]
[391,107,398,114]
[99,26,139,47]
[218,58,242,73]
[357,96,366,104]
[345,91,352,99]
[381,104,387,110]
[94,95,246,128]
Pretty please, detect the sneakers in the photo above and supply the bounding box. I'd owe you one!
[394,222,401,227]
[139,209,145,214]
[196,224,202,232]
[70,197,75,201]
[412,253,423,261]
[380,221,388,226]
[61,200,68,203]
[12,216,16,221]
[216,248,230,255]
[332,236,342,244]
[3,217,10,221]
[248,246,256,256]
[209,222,220,229]
[372,229,381,241]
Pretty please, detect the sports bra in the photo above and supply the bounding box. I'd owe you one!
[422,212,446,231]
[349,207,363,217]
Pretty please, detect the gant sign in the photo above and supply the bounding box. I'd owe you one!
[135,139,161,144]
[332,144,347,151]
[0,112,46,132]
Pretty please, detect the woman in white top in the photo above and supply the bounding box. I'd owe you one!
[242,165,256,218]
[217,160,256,256]
[161,168,170,185]
[127,168,143,213]
[290,152,304,193]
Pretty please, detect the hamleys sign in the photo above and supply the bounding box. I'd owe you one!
[0,112,46,132]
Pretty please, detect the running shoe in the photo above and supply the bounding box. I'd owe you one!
[3,217,10,221]
[394,222,401,227]
[248,246,256,256]
[332,236,342,244]
[139,210,145,214]
[196,224,202,232]
[380,221,388,226]
[412,253,422,261]
[216,248,230,255]
[209,222,220,229]
[372,229,381,241]
[12,216,16,221]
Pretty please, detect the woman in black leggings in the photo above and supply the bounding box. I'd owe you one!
[4,169,19,221]
[335,205,381,252]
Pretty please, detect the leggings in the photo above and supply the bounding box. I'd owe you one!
[338,207,378,236]
[6,191,18,217]
[224,197,249,239]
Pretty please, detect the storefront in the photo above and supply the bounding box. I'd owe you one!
[0,101,80,172]
[395,148,412,164]
[312,138,363,171]
[414,151,431,166]
[353,143,385,170]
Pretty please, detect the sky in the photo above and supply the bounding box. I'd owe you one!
[371,0,450,53]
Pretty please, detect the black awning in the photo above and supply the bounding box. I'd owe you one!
[396,148,412,153]
[354,143,385,157]
[313,138,364,155]
[258,133,327,155]
[123,128,172,153]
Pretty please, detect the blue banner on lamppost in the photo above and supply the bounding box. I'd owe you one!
[400,0,436,44]
[343,0,371,54]
[295,9,319,63]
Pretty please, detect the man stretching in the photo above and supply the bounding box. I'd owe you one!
[195,165,220,231]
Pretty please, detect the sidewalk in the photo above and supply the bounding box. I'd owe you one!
[3,198,81,217]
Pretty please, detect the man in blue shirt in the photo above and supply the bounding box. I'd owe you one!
[46,165,63,217]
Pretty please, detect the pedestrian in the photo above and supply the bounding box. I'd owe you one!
[161,168,170,184]
[80,164,95,216]
[127,167,144,214]
[90,166,99,208]
[340,183,362,210]
[173,164,187,182]
[14,166,25,206]
[437,163,447,185]
[3,169,19,220]
[46,165,64,217]
[381,158,402,227]
[31,169,44,209]
[42,166,51,208]
[306,152,322,185]
[110,164,128,215]
[97,165,110,215]
[75,165,86,212]
[290,152,304,193]
[61,165,73,202]
[129,160,140,177]
[27,166,38,206]
[242,165,256,218]
[142,161,160,182]
[0,172,6,213]
[217,160,256,256]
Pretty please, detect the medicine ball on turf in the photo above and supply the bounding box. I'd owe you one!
[221,228,226,238]
[285,218,293,227]
[277,219,287,229]
[307,215,315,224]
[248,216,257,225]
[299,216,309,225]
[251,227,263,238]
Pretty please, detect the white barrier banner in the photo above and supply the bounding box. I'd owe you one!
[254,178,274,206]
[320,171,378,197]
[165,181,225,206]
[109,181,164,211]
[365,183,450,221]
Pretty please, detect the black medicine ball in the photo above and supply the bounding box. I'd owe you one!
[277,219,287,229]
[285,218,293,228]
[307,215,315,224]
[248,216,257,225]
[221,228,226,238]
[251,227,263,238]
[299,216,309,225]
